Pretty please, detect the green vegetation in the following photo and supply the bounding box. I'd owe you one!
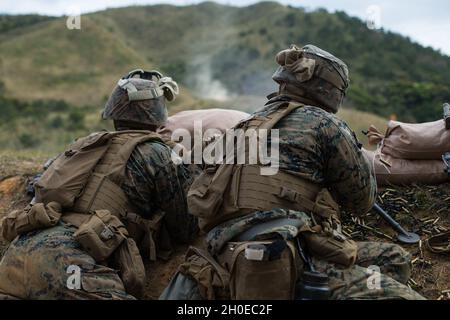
[0,95,106,154]
[95,2,450,121]
[0,14,55,33]
[0,2,449,152]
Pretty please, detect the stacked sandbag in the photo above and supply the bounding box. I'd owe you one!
[378,120,450,160]
[158,108,250,149]
[361,148,448,186]
[364,119,450,186]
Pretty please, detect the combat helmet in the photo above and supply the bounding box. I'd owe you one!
[103,69,179,128]
[272,44,349,113]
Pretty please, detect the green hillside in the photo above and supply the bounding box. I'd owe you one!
[1,2,448,120]
[0,1,449,153]
[96,1,450,122]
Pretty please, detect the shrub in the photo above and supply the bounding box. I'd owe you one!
[18,133,39,148]
[66,110,85,130]
[48,115,64,129]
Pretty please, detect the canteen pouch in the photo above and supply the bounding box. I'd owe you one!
[218,240,299,300]
[0,202,62,242]
[74,210,128,262]
[113,238,146,298]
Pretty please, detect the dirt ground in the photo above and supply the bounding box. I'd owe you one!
[1,155,449,300]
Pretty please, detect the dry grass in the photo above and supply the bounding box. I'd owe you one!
[338,107,388,149]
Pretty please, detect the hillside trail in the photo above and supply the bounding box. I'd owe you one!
[1,159,449,300]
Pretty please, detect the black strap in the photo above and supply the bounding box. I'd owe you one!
[266,239,288,261]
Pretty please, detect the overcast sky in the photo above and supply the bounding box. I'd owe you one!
[1,0,449,56]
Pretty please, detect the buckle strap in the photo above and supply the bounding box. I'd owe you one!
[122,211,165,261]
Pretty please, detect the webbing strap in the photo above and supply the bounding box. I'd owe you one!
[122,211,165,261]
[242,102,304,132]
[118,79,164,101]
[260,102,304,130]
[128,88,164,101]
[186,246,230,288]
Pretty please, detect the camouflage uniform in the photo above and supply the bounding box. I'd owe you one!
[0,70,195,300]
[255,95,376,214]
[161,95,424,300]
[0,139,196,300]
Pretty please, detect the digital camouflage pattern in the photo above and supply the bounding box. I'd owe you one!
[272,44,349,113]
[206,208,312,255]
[161,236,425,300]
[256,95,377,215]
[206,209,424,299]
[161,94,423,300]
[103,77,168,127]
[314,241,425,300]
[0,139,197,299]
[122,141,198,243]
[0,224,134,300]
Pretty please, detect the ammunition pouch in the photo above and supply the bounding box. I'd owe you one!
[73,209,128,262]
[0,202,62,242]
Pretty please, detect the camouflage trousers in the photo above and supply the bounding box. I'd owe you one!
[160,240,425,300]
[0,223,135,300]
[313,241,425,300]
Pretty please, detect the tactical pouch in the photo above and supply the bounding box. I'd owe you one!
[0,202,62,242]
[74,210,128,262]
[218,240,299,300]
[113,238,146,298]
[187,164,237,220]
[302,229,357,268]
[303,188,358,268]
[178,247,230,300]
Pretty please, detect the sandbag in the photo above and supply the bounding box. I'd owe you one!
[362,148,448,186]
[372,120,450,160]
[158,108,250,149]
